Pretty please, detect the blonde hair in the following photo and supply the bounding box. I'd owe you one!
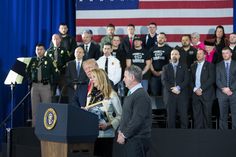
[90,69,113,98]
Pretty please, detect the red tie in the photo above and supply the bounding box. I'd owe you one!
[129,37,133,48]
[87,81,93,94]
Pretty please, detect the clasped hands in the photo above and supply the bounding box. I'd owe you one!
[194,88,202,96]
[222,87,233,96]
[171,86,180,95]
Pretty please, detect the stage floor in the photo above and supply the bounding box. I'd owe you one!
[2,127,236,157]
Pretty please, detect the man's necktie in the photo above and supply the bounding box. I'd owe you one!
[37,59,42,82]
[173,65,177,77]
[54,48,58,61]
[129,37,133,48]
[173,64,177,86]
[226,62,230,87]
[77,62,80,77]
[85,45,88,53]
[87,81,93,94]
[105,57,108,73]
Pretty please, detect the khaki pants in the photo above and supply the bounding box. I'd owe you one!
[31,83,51,127]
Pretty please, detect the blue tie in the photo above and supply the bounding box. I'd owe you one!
[77,62,80,77]
[226,62,230,87]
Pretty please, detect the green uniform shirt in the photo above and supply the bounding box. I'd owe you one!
[45,46,70,74]
[27,56,59,84]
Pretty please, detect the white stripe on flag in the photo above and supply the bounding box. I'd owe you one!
[76,8,233,19]
[76,25,233,35]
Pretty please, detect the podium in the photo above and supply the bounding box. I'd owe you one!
[35,103,99,157]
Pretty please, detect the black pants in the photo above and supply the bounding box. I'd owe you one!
[123,137,151,157]
[94,138,114,157]
[192,98,213,129]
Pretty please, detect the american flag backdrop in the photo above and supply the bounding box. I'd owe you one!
[76,0,233,47]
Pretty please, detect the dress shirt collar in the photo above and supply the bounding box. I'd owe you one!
[103,55,112,59]
[197,60,205,66]
[76,59,82,65]
[224,60,231,65]
[171,61,179,67]
[85,42,91,48]
[129,83,142,95]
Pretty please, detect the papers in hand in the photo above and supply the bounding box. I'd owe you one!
[85,101,104,110]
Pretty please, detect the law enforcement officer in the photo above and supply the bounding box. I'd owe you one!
[27,43,59,127]
[45,34,70,96]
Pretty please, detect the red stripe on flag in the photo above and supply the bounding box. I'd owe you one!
[76,34,219,43]
[139,1,233,9]
[76,17,233,26]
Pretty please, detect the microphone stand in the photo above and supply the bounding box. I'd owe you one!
[0,90,31,129]
[0,89,31,157]
[58,85,66,104]
[10,82,15,128]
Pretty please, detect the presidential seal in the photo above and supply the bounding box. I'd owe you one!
[44,108,57,130]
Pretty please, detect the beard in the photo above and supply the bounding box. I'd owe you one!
[182,43,190,48]
[171,58,178,63]
[158,41,165,46]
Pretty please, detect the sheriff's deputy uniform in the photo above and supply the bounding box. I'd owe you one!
[45,46,70,96]
[27,56,58,126]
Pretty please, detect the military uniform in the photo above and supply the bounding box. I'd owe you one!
[45,46,70,96]
[100,35,113,52]
[27,56,58,126]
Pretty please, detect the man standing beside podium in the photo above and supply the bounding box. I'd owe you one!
[117,65,152,157]
[27,43,58,127]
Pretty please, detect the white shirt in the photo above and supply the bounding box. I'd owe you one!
[97,55,121,85]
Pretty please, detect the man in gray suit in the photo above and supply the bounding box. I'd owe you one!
[162,49,189,128]
[216,47,236,129]
[190,49,215,128]
[117,65,152,157]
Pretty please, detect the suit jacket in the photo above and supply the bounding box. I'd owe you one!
[65,60,88,88]
[71,82,89,107]
[121,35,137,54]
[119,88,152,139]
[216,60,236,99]
[161,62,189,101]
[190,61,215,101]
[79,42,101,60]
[65,60,88,103]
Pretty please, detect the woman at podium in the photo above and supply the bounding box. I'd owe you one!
[85,68,122,157]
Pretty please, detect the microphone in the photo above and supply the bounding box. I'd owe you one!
[57,85,66,104]
[72,79,87,85]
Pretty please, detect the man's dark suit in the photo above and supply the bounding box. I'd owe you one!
[190,61,215,128]
[119,88,152,157]
[216,60,236,129]
[121,35,137,54]
[65,60,88,103]
[162,62,189,128]
[79,42,101,60]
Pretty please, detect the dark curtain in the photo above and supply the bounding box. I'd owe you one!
[0,0,75,141]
